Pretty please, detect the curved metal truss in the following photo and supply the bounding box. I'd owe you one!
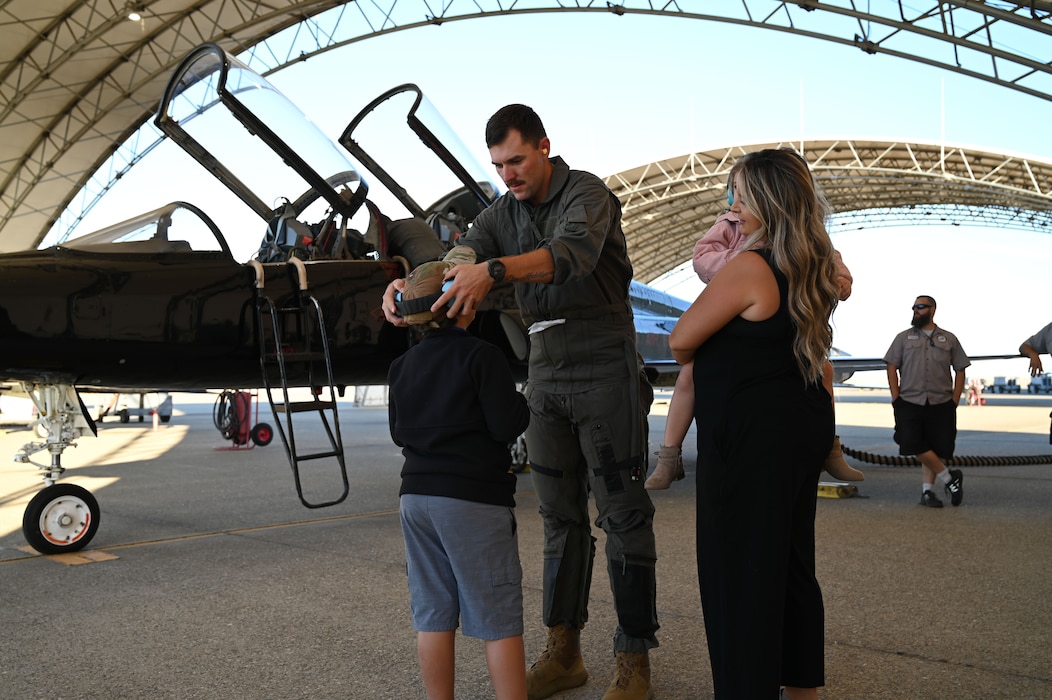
[608,139,1052,283]
[1,0,1050,253]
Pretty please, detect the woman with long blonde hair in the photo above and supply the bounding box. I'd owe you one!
[669,148,839,699]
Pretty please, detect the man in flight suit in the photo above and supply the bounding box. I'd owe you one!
[383,104,658,700]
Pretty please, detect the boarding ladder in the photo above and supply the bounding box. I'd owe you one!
[248,258,349,508]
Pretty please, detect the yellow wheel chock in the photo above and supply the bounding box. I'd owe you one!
[817,481,859,499]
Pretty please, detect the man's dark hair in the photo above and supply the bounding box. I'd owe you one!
[485,104,547,148]
[918,295,937,307]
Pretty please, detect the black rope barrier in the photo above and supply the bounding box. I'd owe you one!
[840,444,1052,467]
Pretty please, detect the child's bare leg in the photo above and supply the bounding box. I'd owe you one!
[417,631,455,700]
[822,360,835,398]
[645,361,692,489]
[484,636,527,700]
[663,361,696,448]
[822,360,863,481]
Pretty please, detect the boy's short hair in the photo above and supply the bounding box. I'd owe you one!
[396,246,476,328]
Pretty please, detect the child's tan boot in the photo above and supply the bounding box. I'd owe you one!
[824,436,864,481]
[644,445,685,490]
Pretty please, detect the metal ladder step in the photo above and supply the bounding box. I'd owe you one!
[264,351,327,363]
[294,450,342,462]
[272,400,336,413]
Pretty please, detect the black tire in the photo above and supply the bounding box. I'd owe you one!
[251,423,274,447]
[119,409,130,423]
[22,484,100,554]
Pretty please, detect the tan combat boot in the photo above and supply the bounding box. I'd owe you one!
[601,651,654,700]
[644,444,685,490]
[526,624,588,700]
[823,435,864,481]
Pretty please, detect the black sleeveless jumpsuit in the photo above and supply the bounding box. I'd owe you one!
[692,249,832,697]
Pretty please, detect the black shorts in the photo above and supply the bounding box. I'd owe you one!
[892,398,957,458]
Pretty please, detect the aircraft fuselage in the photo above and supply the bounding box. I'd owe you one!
[0,247,410,390]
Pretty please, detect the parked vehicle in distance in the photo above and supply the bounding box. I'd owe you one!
[987,377,1022,394]
[1028,374,1052,394]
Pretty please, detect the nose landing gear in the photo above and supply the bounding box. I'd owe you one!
[22,483,100,554]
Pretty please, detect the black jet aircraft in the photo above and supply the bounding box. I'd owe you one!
[0,43,685,555]
[2,43,1015,555]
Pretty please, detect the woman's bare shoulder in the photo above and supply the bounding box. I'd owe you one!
[719,248,770,278]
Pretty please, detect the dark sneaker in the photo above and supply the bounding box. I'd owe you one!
[920,490,944,508]
[946,468,964,506]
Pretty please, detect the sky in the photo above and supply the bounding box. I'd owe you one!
[74,12,1052,383]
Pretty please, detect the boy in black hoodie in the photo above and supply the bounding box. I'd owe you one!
[388,247,530,700]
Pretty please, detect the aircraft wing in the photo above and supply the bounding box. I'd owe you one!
[828,354,892,386]
[831,353,1023,384]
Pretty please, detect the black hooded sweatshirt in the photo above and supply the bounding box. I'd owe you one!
[388,327,529,507]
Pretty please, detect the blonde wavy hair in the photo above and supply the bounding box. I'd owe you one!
[732,149,840,383]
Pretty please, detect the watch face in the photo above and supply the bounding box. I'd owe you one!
[489,259,506,282]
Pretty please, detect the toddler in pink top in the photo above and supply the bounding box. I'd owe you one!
[645,209,862,489]
[694,211,852,291]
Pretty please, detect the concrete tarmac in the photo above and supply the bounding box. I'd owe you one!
[1,388,1050,699]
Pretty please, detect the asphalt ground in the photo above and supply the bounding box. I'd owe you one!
[1,388,1050,699]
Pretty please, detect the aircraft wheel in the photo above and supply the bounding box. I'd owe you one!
[119,409,130,423]
[251,423,274,447]
[23,484,100,554]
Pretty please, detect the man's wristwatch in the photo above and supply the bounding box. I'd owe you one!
[487,258,506,283]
